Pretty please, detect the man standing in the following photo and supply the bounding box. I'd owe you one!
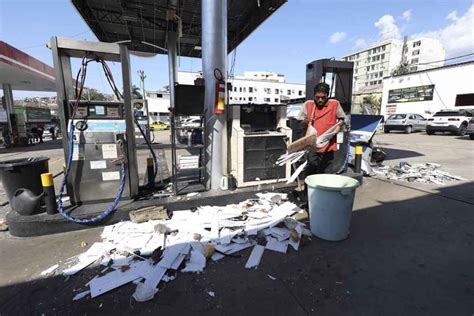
[297,82,346,176]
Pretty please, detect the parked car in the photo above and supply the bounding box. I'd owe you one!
[466,117,474,140]
[426,110,473,136]
[150,121,170,130]
[384,113,427,134]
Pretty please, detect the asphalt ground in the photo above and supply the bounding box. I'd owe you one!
[0,131,473,315]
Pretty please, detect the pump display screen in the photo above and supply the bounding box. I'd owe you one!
[95,106,105,115]
[70,102,123,119]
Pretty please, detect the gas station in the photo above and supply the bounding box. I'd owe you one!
[4,0,358,237]
[0,41,56,146]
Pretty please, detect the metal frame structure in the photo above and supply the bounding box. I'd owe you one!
[50,36,139,199]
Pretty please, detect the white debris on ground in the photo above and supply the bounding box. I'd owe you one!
[57,192,308,302]
[371,162,465,185]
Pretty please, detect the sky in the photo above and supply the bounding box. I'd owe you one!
[1,0,473,99]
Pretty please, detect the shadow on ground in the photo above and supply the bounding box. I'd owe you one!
[0,139,63,155]
[381,147,424,161]
[0,181,473,315]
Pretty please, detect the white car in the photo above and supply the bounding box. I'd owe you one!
[426,110,473,136]
[466,118,474,140]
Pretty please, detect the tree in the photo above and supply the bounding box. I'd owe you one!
[391,62,410,76]
[80,88,107,101]
[132,85,142,99]
[362,94,382,115]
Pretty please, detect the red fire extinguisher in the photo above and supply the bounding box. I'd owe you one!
[214,68,225,115]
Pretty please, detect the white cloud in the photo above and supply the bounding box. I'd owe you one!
[413,5,474,58]
[329,32,347,44]
[374,15,402,40]
[401,10,412,22]
[353,38,369,50]
[446,10,458,21]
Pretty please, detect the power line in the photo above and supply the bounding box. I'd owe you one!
[416,53,474,66]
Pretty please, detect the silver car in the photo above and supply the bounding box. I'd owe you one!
[384,113,427,134]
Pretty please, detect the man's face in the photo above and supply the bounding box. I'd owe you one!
[314,91,328,107]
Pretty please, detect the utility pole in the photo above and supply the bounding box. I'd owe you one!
[137,70,149,119]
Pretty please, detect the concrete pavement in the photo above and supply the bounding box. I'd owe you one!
[0,132,473,315]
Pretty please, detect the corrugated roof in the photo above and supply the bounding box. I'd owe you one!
[71,0,287,58]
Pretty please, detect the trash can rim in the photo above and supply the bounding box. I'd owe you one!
[0,157,50,168]
[305,174,360,191]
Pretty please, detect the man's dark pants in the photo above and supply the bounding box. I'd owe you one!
[300,150,334,204]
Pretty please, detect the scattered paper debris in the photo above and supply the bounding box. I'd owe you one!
[245,245,265,269]
[72,290,90,301]
[372,162,465,185]
[47,192,306,304]
[40,264,59,276]
[133,283,158,302]
[267,274,277,280]
[207,291,215,297]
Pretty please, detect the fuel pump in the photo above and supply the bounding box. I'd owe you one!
[56,54,131,223]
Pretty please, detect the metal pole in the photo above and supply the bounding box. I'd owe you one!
[120,44,139,197]
[202,0,227,191]
[2,84,14,135]
[168,28,178,195]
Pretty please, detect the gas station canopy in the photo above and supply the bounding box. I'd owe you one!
[0,41,56,91]
[71,0,287,57]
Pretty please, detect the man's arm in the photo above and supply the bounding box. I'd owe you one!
[296,103,309,130]
[335,102,346,133]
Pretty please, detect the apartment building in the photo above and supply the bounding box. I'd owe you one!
[342,39,403,92]
[343,37,445,113]
[177,71,305,104]
[229,71,305,104]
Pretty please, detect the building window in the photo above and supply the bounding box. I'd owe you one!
[275,89,279,94]
[411,58,419,64]
[239,97,242,100]
[298,90,303,96]
[229,97,233,100]
[243,87,246,92]
[382,45,386,51]
[264,97,271,102]
[243,97,246,101]
[379,71,383,77]
[378,80,382,84]
[287,89,291,95]
[413,40,421,47]
[264,88,271,94]
[239,87,242,92]
[249,87,253,93]
[274,98,279,103]
[410,66,418,72]
[412,50,420,56]
[365,83,368,87]
[388,84,434,103]
[455,93,474,107]
[249,97,253,101]
[234,87,237,92]
[381,53,385,60]
[371,65,375,70]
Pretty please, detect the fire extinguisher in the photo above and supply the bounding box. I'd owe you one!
[214,68,225,115]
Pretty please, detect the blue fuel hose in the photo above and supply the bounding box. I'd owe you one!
[57,123,127,223]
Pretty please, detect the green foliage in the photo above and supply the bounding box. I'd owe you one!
[362,94,382,115]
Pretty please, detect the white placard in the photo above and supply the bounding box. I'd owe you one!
[90,160,107,170]
[102,171,120,181]
[102,144,118,159]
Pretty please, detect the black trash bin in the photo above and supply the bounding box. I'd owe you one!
[0,157,50,203]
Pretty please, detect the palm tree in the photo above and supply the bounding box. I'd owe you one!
[132,85,142,99]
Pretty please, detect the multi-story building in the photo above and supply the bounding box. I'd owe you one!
[403,38,445,72]
[177,71,305,105]
[229,71,305,104]
[342,37,445,113]
[343,39,403,92]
